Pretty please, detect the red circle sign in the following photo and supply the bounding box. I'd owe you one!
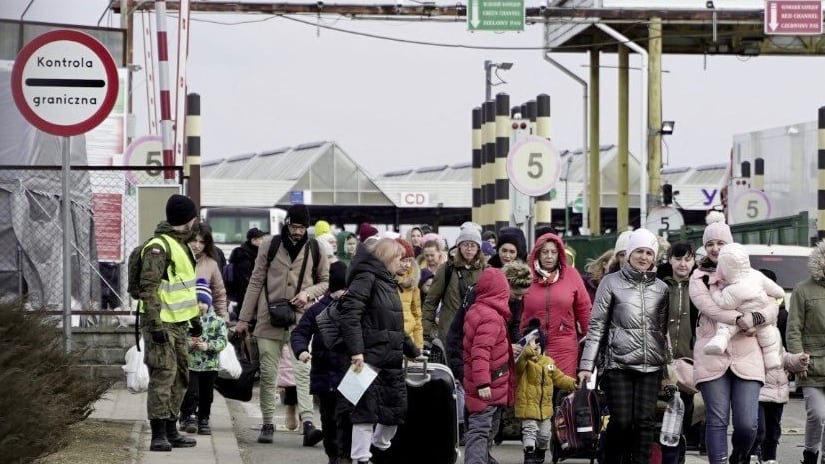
[10,29,118,137]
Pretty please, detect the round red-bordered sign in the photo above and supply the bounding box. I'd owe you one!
[10,29,118,137]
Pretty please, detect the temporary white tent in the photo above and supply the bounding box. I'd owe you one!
[0,65,97,309]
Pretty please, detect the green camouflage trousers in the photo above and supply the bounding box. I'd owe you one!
[142,321,190,420]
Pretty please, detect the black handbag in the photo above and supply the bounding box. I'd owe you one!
[268,299,296,328]
[214,334,258,402]
[266,242,310,328]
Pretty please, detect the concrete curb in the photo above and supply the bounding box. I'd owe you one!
[129,421,144,464]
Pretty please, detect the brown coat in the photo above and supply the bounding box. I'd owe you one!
[238,235,329,340]
[195,254,228,316]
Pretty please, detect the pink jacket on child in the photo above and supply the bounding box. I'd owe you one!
[760,349,808,403]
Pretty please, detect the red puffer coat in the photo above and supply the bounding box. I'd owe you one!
[519,233,592,377]
[463,268,516,413]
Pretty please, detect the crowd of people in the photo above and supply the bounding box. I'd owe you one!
[137,194,821,464]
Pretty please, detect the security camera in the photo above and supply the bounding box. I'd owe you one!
[706,1,715,8]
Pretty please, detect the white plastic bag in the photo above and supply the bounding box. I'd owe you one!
[218,344,242,379]
[123,339,149,393]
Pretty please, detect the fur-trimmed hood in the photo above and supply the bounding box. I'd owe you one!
[810,240,825,283]
[396,258,421,290]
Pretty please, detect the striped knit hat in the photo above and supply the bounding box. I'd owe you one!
[196,278,212,306]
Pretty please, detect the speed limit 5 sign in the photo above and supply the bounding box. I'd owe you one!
[730,189,771,224]
[506,136,561,197]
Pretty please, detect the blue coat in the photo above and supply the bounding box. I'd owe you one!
[290,294,350,395]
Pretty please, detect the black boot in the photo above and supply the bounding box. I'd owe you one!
[166,419,197,447]
[197,418,211,435]
[802,450,819,464]
[535,448,546,464]
[370,445,390,464]
[303,421,324,447]
[458,423,466,446]
[523,447,538,464]
[149,419,172,452]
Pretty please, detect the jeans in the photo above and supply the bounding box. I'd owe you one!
[465,405,502,464]
[257,334,313,425]
[698,369,762,464]
[803,386,825,453]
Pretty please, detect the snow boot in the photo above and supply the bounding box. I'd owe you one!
[303,421,324,447]
[149,419,172,452]
[166,419,197,447]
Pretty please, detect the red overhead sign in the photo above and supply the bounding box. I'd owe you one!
[764,0,823,35]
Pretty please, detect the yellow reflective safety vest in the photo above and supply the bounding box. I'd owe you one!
[141,234,199,323]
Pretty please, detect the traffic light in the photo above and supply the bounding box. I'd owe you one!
[662,183,673,205]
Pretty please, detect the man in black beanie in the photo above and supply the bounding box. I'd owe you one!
[236,203,329,446]
[140,193,201,451]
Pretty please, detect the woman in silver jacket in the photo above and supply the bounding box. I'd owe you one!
[578,229,670,464]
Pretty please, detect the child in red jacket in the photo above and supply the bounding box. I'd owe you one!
[462,268,516,464]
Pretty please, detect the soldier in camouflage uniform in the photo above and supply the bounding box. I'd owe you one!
[139,194,203,452]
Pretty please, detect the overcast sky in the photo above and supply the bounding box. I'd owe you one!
[4,0,825,178]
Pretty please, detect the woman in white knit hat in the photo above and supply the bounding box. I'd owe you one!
[689,211,779,464]
[578,228,670,464]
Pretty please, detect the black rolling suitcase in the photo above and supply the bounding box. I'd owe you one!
[385,358,459,464]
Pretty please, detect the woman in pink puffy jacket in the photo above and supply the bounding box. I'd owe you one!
[689,212,779,464]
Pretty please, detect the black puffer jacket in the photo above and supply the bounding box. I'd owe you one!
[228,240,258,305]
[338,244,420,425]
[290,294,350,395]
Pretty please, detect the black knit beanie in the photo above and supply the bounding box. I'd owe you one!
[166,194,197,226]
[286,204,310,226]
[329,261,348,293]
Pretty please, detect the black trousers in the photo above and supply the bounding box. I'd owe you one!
[749,401,784,460]
[181,370,218,421]
[320,391,352,459]
[602,369,661,464]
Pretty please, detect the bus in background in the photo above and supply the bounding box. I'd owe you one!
[200,207,286,256]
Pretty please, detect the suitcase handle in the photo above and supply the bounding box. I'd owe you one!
[404,353,431,387]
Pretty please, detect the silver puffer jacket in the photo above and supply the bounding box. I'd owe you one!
[579,264,670,373]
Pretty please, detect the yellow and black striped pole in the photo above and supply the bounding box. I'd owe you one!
[185,93,201,208]
[818,107,825,241]
[483,100,497,231]
[526,100,537,135]
[472,107,483,225]
[534,94,553,230]
[753,157,764,191]
[495,93,511,232]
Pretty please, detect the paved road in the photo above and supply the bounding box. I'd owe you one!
[226,386,809,464]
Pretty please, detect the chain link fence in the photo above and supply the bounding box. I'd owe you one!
[0,165,183,326]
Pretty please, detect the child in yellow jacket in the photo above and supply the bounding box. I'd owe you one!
[515,319,577,464]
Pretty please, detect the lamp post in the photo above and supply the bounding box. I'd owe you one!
[561,155,573,235]
[484,60,513,101]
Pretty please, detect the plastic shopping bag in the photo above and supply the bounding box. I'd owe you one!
[218,343,242,380]
[123,339,149,393]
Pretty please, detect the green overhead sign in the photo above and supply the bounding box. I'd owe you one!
[467,0,525,32]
